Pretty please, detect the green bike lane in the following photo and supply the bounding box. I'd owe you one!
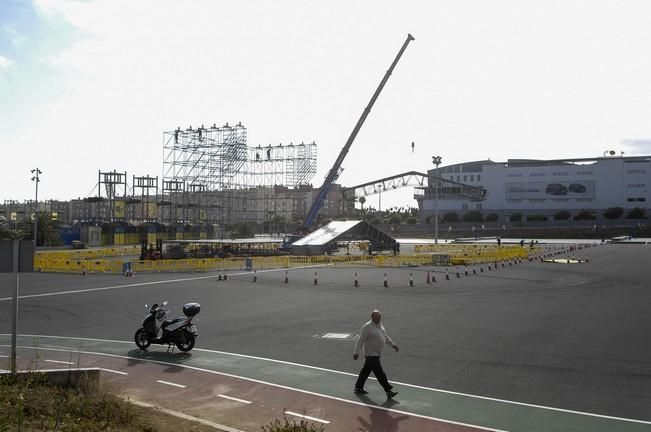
[2,335,650,432]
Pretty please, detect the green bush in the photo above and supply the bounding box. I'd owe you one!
[526,214,548,222]
[442,212,459,223]
[604,207,624,220]
[262,417,325,432]
[462,210,484,222]
[626,207,646,219]
[406,217,418,224]
[574,210,595,220]
[485,213,499,222]
[553,210,571,221]
[388,215,402,225]
[509,213,522,222]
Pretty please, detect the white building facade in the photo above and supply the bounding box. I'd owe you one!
[417,156,650,221]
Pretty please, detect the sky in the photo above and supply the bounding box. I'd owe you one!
[2,0,651,211]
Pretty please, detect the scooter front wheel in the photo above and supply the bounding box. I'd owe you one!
[134,328,151,350]
[176,330,195,352]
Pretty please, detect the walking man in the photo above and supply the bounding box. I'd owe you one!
[353,309,399,399]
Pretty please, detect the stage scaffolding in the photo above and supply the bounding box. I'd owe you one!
[162,123,317,226]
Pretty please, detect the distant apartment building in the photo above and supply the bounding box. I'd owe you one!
[1,184,353,228]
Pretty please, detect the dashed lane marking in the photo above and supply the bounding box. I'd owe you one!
[123,397,247,432]
[44,359,75,365]
[218,394,252,404]
[100,368,128,375]
[156,379,187,389]
[284,411,330,424]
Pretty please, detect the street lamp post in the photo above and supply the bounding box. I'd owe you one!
[432,156,442,244]
[378,184,383,213]
[31,168,42,247]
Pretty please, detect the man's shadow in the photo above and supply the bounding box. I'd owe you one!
[355,394,409,432]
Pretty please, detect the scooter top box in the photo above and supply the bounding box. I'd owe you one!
[183,302,201,317]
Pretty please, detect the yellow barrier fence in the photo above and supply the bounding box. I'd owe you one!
[34,247,534,274]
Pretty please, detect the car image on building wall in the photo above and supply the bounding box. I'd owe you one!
[545,183,568,195]
[569,183,587,193]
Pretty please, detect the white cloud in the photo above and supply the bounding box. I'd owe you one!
[0,55,14,70]
[2,26,27,47]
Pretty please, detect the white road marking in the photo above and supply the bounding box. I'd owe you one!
[217,394,252,404]
[0,264,333,302]
[44,359,75,365]
[156,379,186,388]
[100,368,128,375]
[2,336,651,428]
[284,411,330,424]
[122,397,246,432]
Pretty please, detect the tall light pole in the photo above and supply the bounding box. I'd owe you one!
[31,168,42,247]
[378,184,384,213]
[432,156,442,244]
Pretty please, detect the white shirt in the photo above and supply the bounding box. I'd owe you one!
[353,320,396,357]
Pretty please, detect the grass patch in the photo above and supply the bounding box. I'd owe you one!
[0,372,216,432]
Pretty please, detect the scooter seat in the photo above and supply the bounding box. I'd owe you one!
[162,318,184,329]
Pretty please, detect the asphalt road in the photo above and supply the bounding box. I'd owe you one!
[1,243,651,428]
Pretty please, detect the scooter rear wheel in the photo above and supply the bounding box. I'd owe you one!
[135,328,151,350]
[176,330,195,352]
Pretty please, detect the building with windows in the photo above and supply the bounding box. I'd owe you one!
[417,156,650,222]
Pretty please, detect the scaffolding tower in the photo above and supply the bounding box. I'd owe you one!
[162,123,317,226]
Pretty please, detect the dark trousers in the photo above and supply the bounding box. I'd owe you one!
[355,356,393,392]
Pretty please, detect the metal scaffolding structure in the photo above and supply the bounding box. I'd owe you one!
[161,123,317,225]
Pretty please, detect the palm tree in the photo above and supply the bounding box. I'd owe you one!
[0,216,26,240]
[359,196,366,215]
[17,212,62,246]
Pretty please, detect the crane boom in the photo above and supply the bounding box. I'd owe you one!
[301,34,415,231]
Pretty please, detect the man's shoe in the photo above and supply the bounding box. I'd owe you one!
[386,390,398,399]
[354,388,368,394]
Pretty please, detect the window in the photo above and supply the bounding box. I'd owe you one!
[463,175,467,182]
[637,198,646,202]
[553,172,569,176]
[577,170,593,175]
[507,173,523,178]
[457,176,460,182]
[470,175,474,181]
[476,203,482,209]
[462,203,468,210]
[477,174,481,181]
[627,198,636,202]
[627,184,646,188]
[529,172,545,177]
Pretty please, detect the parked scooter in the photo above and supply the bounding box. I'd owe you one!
[134,301,200,352]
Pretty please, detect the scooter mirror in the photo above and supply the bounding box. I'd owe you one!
[145,304,148,309]
[163,300,168,306]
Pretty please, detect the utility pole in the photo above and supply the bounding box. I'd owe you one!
[31,168,42,247]
[432,156,442,244]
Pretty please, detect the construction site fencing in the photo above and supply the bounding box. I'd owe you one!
[34,245,531,274]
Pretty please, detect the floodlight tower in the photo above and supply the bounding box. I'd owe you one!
[30,168,42,246]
